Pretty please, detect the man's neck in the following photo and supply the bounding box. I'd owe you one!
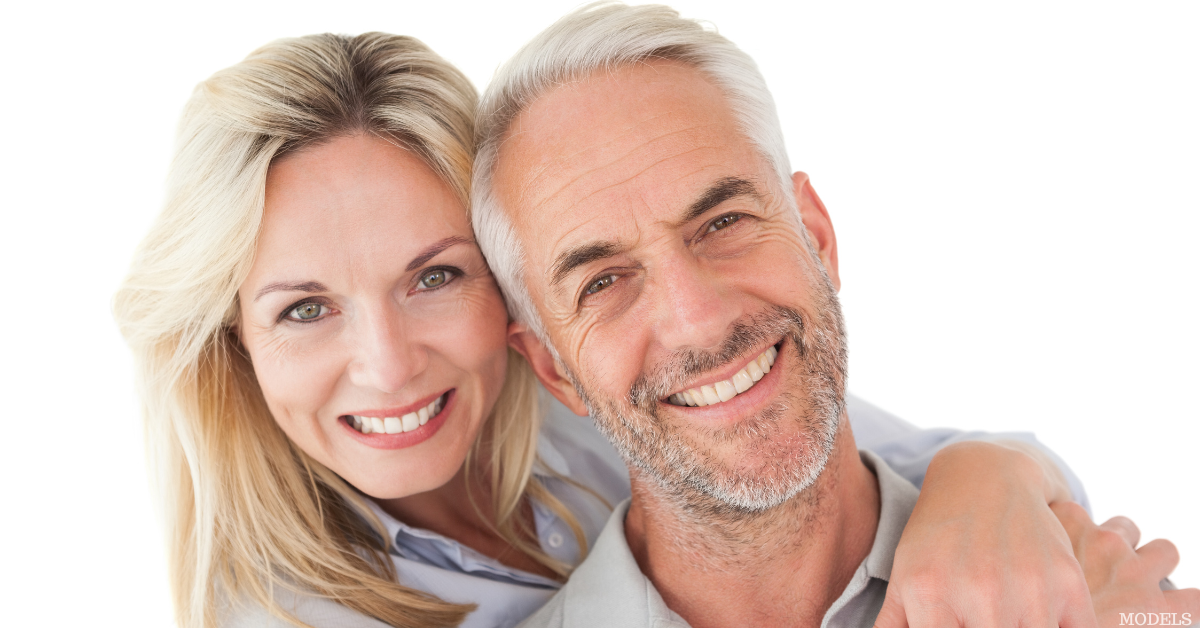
[624,421,881,628]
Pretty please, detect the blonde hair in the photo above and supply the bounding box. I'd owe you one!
[114,32,587,628]
[473,2,794,343]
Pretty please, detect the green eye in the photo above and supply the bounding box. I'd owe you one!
[289,303,328,321]
[420,270,447,289]
[585,275,616,296]
[707,214,741,232]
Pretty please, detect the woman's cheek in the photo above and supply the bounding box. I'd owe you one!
[451,281,512,402]
[250,333,345,439]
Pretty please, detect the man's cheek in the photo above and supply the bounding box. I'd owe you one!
[571,319,631,388]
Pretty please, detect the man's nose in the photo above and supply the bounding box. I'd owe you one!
[346,307,427,394]
[652,254,742,354]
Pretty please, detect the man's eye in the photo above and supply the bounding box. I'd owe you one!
[707,214,741,233]
[419,269,448,289]
[585,275,617,296]
[287,303,329,322]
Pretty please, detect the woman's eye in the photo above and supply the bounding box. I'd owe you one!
[418,269,449,289]
[287,303,329,322]
[707,214,741,233]
[585,275,617,296]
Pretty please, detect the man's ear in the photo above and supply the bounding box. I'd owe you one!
[508,321,590,416]
[792,171,841,291]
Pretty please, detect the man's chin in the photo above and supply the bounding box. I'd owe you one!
[706,452,830,511]
[632,431,834,514]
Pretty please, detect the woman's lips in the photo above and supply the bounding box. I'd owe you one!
[339,390,454,450]
[347,392,447,435]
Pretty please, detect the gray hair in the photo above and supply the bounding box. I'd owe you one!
[472,2,794,343]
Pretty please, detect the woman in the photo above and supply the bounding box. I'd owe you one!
[114,32,637,628]
[114,32,1090,628]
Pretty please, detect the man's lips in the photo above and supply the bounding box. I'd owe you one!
[665,342,780,408]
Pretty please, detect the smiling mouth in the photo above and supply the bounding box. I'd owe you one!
[666,343,779,407]
[346,392,448,435]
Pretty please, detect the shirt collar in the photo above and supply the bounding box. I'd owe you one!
[558,498,689,627]
[547,450,919,627]
[859,449,921,582]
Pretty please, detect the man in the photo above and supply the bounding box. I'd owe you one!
[471,3,1200,627]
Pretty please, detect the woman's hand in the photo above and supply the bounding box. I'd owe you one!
[1052,501,1200,628]
[874,440,1097,628]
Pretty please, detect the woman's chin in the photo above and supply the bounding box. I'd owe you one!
[350,467,463,502]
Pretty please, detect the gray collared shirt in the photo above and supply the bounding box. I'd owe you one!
[518,450,920,628]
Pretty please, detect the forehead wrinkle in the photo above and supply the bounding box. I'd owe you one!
[546,141,728,235]
[516,120,729,280]
[515,108,678,203]
[531,141,726,299]
[520,114,727,219]
[511,98,676,195]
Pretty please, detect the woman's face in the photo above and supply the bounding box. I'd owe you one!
[238,134,509,500]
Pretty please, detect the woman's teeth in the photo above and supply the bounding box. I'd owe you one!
[350,395,444,435]
[667,345,777,407]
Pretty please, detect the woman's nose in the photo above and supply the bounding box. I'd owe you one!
[346,309,427,394]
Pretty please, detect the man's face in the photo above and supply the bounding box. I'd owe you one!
[495,61,847,512]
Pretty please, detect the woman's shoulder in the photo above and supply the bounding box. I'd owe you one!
[221,589,393,628]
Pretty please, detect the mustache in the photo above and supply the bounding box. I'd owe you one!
[627,306,806,408]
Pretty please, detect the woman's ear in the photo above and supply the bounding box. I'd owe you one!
[792,171,841,291]
[507,321,589,416]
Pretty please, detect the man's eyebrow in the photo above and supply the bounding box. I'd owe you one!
[405,236,472,271]
[254,281,329,302]
[543,178,758,291]
[679,177,760,224]
[549,241,623,289]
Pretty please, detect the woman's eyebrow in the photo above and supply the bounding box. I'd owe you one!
[406,236,472,271]
[254,281,328,302]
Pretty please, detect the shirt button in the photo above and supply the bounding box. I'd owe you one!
[547,532,564,549]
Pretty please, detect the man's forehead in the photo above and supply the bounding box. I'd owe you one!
[493,61,764,274]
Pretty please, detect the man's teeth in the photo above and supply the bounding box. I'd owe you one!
[667,346,777,408]
[351,395,444,435]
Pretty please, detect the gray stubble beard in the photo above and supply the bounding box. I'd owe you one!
[564,272,848,519]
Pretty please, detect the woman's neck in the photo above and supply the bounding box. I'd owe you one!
[372,457,560,581]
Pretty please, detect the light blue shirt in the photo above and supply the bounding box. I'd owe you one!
[224,393,1088,628]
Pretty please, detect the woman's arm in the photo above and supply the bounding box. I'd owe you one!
[846,393,1089,509]
[850,394,1197,627]
[879,439,1097,628]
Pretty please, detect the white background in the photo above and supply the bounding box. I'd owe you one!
[1,1,1195,625]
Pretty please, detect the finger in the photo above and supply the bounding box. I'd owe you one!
[1056,576,1101,628]
[872,592,910,628]
[1051,501,1092,535]
[1098,516,1141,548]
[1163,588,1200,619]
[1137,539,1182,581]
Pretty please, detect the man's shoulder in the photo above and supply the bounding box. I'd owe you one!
[518,499,689,628]
[517,499,641,628]
[517,590,568,628]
